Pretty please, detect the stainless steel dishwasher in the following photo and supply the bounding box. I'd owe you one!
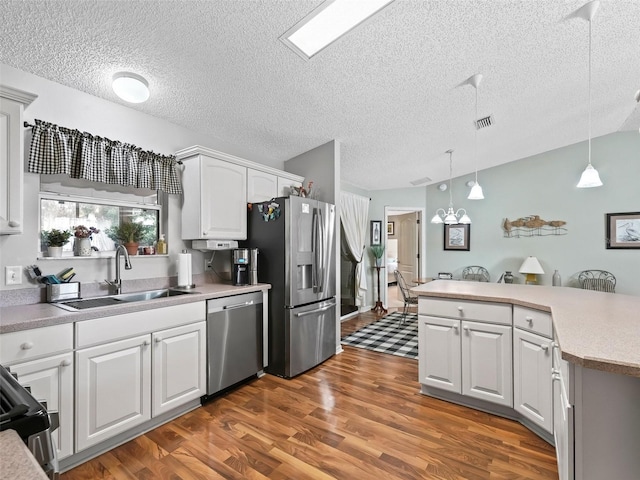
[206,291,263,397]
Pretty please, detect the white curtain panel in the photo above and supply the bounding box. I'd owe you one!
[340,191,369,306]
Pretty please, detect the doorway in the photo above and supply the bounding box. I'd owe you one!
[384,207,425,310]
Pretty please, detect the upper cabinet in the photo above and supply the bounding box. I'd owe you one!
[0,86,37,235]
[177,146,303,240]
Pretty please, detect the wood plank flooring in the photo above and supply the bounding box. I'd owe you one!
[62,310,558,480]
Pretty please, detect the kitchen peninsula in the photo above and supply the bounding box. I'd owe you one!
[412,280,640,480]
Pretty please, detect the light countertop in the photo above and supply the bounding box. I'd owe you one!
[412,281,640,378]
[0,283,270,334]
[0,429,49,480]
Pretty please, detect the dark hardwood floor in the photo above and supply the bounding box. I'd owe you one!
[62,309,558,479]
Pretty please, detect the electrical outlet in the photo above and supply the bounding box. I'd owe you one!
[5,266,22,285]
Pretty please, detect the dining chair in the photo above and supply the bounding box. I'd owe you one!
[578,270,616,293]
[462,265,490,282]
[394,270,418,324]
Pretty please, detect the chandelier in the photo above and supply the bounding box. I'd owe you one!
[430,150,471,225]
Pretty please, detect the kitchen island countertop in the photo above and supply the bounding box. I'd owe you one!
[412,281,640,378]
[0,283,270,334]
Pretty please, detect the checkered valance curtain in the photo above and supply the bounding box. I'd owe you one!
[27,119,182,194]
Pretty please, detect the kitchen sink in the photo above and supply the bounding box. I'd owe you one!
[53,288,192,311]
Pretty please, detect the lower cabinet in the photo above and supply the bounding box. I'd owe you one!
[552,347,574,480]
[76,335,152,451]
[152,322,206,417]
[513,328,553,433]
[419,315,512,407]
[10,352,74,460]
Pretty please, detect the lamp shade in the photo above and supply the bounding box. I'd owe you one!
[576,164,603,188]
[519,256,544,274]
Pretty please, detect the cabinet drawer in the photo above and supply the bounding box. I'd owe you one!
[514,306,552,338]
[76,301,205,348]
[419,298,512,325]
[0,323,73,365]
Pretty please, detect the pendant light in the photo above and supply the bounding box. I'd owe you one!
[467,73,485,199]
[576,0,603,188]
[431,150,471,225]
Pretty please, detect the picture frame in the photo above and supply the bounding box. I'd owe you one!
[444,223,470,251]
[387,221,394,236]
[605,212,640,249]
[370,220,382,246]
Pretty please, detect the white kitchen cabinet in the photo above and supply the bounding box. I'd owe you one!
[76,334,152,451]
[9,352,74,460]
[180,152,247,240]
[0,86,37,235]
[419,314,512,407]
[152,321,206,417]
[553,345,573,480]
[247,169,278,203]
[277,176,303,197]
[418,315,461,392]
[461,320,512,407]
[514,328,553,432]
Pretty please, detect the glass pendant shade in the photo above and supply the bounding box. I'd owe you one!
[430,213,444,224]
[468,183,485,200]
[577,163,603,188]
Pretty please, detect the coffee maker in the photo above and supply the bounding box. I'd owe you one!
[232,248,250,286]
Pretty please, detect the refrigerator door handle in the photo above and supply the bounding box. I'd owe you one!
[294,304,334,317]
[312,208,318,291]
[317,207,325,293]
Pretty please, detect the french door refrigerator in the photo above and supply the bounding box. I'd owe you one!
[247,196,336,378]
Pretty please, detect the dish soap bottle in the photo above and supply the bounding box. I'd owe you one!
[552,270,561,287]
[156,234,167,255]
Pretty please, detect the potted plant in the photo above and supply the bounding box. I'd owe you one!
[370,245,385,267]
[73,225,100,256]
[42,228,72,257]
[107,221,145,255]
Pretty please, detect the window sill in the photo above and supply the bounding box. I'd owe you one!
[37,253,170,260]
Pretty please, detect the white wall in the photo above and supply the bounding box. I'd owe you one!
[0,64,281,291]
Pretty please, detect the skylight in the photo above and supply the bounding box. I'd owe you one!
[280,0,395,60]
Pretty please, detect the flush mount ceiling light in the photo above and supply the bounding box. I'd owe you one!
[431,150,471,225]
[112,72,150,103]
[575,1,603,188]
[280,0,395,60]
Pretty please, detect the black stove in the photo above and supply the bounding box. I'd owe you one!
[0,364,58,478]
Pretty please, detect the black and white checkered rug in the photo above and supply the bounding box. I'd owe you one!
[341,312,418,360]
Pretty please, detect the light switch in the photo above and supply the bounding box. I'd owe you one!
[5,266,22,285]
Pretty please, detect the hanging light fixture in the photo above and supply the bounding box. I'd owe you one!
[431,150,471,225]
[467,73,485,199]
[576,0,603,188]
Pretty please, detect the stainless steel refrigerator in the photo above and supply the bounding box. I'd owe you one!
[246,196,336,378]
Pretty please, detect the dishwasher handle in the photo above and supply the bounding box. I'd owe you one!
[223,300,255,311]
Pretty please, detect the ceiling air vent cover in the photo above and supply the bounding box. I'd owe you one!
[475,115,494,130]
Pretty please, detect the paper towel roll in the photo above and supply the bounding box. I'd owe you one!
[177,251,193,287]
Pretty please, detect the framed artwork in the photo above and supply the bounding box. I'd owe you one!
[387,221,395,236]
[444,223,470,251]
[370,220,382,246]
[605,212,640,249]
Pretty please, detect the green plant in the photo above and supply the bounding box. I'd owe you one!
[370,245,385,259]
[107,221,145,244]
[42,228,72,247]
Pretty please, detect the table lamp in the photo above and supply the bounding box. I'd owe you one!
[519,256,544,285]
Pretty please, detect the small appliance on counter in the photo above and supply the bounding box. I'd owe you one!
[232,248,250,286]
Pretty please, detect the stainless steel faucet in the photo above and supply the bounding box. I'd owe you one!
[105,245,132,295]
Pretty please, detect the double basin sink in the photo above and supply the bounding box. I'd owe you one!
[53,288,192,312]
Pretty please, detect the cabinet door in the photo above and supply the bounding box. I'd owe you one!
[553,369,574,480]
[514,328,553,432]
[152,322,206,417]
[418,316,461,393]
[10,352,74,459]
[461,321,512,407]
[247,169,278,203]
[76,335,151,451]
[277,176,302,197]
[200,157,247,239]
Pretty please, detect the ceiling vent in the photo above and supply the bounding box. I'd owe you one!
[475,115,494,130]
[410,176,431,186]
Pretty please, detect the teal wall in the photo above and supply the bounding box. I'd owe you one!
[344,131,640,307]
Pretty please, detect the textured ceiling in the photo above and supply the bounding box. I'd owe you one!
[2,0,639,190]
